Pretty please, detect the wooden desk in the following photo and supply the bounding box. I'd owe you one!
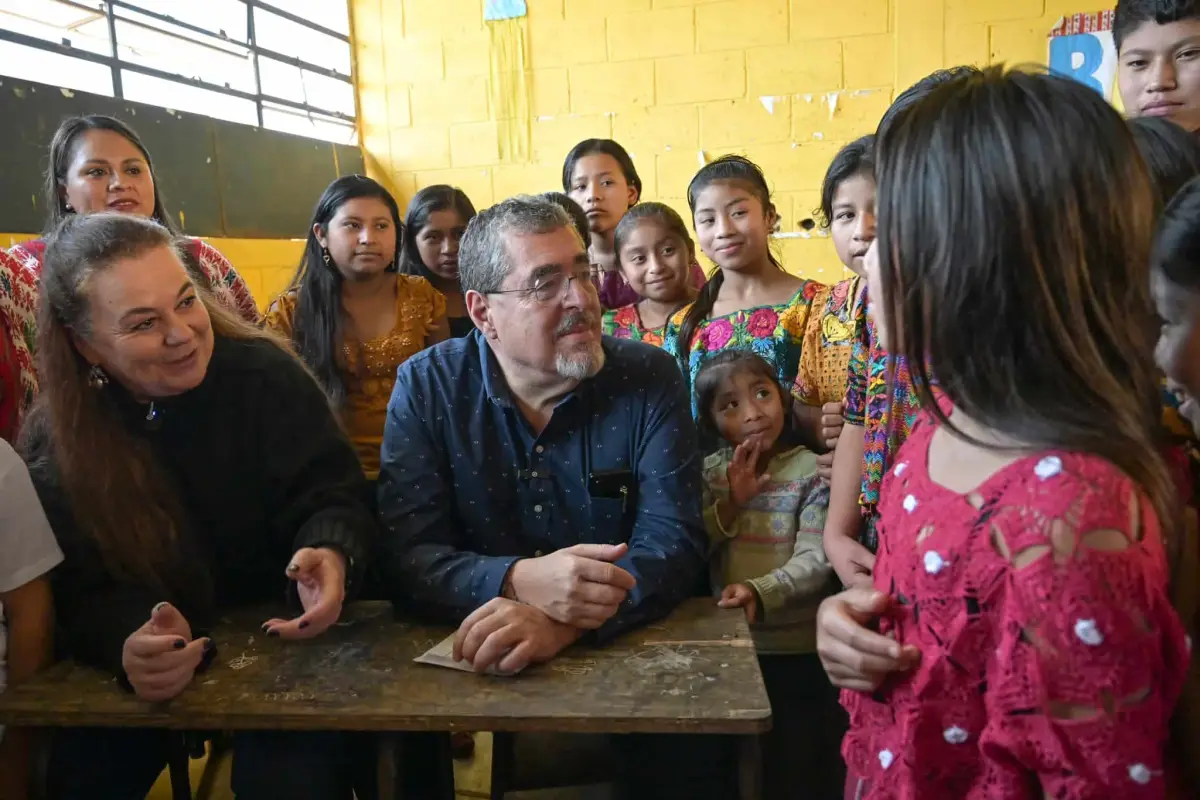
[0,599,771,799]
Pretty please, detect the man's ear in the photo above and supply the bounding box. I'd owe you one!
[466,290,497,340]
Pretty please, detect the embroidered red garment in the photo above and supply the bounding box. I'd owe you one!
[842,412,1191,799]
[9,236,259,323]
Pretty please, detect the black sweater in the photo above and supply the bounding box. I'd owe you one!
[25,335,376,677]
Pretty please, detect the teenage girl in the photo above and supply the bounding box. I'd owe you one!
[696,350,844,799]
[795,135,876,482]
[400,184,477,338]
[603,203,698,347]
[664,155,822,441]
[818,67,1189,799]
[822,69,978,588]
[562,139,706,308]
[265,176,449,481]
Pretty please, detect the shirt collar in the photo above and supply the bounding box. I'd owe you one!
[477,332,613,409]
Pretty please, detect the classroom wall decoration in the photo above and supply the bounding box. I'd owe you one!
[1048,11,1118,102]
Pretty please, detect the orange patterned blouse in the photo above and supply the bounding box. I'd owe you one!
[265,275,446,479]
[794,275,863,407]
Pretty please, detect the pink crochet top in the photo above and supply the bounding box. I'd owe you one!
[842,411,1191,799]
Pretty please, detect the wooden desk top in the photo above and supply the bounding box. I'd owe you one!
[0,599,770,735]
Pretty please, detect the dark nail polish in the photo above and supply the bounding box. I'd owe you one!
[267,629,279,637]
[202,639,216,653]
[260,624,270,633]
[298,620,309,630]
[173,639,186,649]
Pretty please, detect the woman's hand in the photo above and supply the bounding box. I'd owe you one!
[727,440,770,508]
[718,583,759,623]
[262,547,347,639]
[816,586,919,692]
[121,602,209,702]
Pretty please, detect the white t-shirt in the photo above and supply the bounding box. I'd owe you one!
[0,437,63,740]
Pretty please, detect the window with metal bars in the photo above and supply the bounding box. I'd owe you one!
[0,0,357,144]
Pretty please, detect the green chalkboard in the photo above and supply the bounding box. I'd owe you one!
[0,76,363,238]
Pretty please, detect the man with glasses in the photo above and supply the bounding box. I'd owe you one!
[378,194,705,668]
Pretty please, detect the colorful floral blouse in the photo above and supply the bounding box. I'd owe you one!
[9,236,260,324]
[602,303,668,348]
[265,275,446,480]
[794,275,863,407]
[842,288,923,511]
[0,250,39,430]
[664,282,820,416]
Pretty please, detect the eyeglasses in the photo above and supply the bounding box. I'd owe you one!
[487,266,597,304]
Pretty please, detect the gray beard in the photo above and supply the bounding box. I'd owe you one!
[555,342,605,380]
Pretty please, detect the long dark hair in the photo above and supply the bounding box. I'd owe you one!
[400,184,476,281]
[561,139,643,197]
[694,349,798,448]
[676,155,781,365]
[875,65,1175,541]
[1129,116,1200,209]
[20,213,274,593]
[43,114,181,235]
[285,175,404,406]
[817,135,875,229]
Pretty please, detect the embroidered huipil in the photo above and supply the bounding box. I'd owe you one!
[795,275,863,406]
[842,289,922,511]
[602,303,669,347]
[264,275,446,480]
[841,412,1190,799]
[9,236,260,324]
[664,283,821,416]
[376,332,706,641]
[0,250,38,430]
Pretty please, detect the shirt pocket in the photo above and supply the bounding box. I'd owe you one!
[588,496,630,545]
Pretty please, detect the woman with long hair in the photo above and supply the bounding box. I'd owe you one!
[6,114,259,323]
[399,184,476,337]
[21,212,379,799]
[266,175,449,481]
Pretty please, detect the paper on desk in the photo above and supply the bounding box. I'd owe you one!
[414,633,523,676]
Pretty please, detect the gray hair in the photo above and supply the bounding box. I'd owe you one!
[458,194,579,294]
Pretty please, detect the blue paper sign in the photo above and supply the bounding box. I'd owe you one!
[485,0,527,21]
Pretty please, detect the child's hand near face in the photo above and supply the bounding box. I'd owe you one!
[718,582,759,623]
[727,440,771,507]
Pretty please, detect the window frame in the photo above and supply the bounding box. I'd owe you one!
[0,0,355,136]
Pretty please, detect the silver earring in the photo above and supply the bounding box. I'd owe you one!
[64,202,73,212]
[87,364,108,389]
[322,248,332,267]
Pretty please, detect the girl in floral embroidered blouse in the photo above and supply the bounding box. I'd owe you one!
[602,203,697,347]
[818,67,1190,800]
[7,115,259,324]
[266,176,449,480]
[664,156,823,444]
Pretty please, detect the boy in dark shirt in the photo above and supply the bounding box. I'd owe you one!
[1117,0,1200,131]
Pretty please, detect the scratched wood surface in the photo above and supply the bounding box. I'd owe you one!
[0,599,770,735]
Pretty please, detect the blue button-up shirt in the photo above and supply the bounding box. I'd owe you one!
[378,330,706,641]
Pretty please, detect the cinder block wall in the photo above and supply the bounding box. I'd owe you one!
[352,0,1093,282]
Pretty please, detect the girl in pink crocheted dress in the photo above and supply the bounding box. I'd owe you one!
[818,67,1191,799]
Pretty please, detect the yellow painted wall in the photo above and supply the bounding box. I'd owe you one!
[1,232,303,311]
[351,0,1105,283]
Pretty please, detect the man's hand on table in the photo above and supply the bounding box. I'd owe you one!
[453,598,583,674]
[507,543,636,629]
